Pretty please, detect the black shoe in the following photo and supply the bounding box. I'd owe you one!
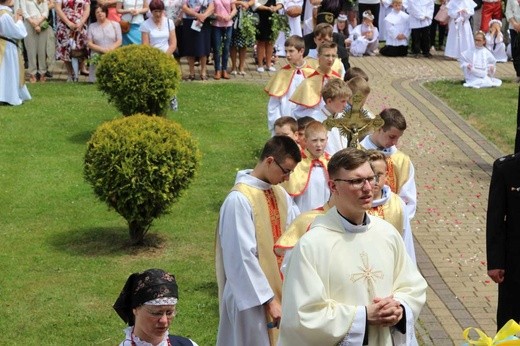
[45,71,53,78]
[423,53,433,58]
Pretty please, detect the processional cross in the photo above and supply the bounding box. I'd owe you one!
[322,94,385,148]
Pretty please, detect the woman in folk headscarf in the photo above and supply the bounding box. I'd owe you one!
[113,268,199,346]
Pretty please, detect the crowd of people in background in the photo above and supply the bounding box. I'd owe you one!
[2,0,518,101]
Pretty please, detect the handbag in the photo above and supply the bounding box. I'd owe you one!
[119,20,130,33]
[69,31,87,58]
[434,4,449,25]
[120,0,138,33]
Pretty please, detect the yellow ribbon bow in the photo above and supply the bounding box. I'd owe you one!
[463,320,520,346]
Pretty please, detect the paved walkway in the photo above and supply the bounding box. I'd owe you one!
[48,50,515,344]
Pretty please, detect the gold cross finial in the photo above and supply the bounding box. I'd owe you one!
[323,94,384,148]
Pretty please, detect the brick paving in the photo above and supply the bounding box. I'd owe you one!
[47,49,515,344]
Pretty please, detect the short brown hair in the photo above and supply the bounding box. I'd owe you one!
[260,136,302,163]
[304,121,327,138]
[328,148,371,178]
[313,23,333,39]
[379,108,407,131]
[346,76,370,98]
[285,35,305,51]
[366,149,386,164]
[318,41,337,55]
[297,116,315,132]
[322,78,352,101]
[344,67,369,82]
[149,0,165,11]
[274,116,298,133]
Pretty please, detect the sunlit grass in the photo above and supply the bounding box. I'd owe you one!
[0,81,268,344]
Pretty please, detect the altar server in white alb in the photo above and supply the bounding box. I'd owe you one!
[350,10,379,57]
[460,30,502,88]
[380,0,410,57]
[360,108,417,220]
[278,148,427,346]
[215,136,301,346]
[0,0,31,106]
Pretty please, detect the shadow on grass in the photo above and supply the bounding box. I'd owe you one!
[195,280,218,297]
[69,131,94,145]
[48,227,168,257]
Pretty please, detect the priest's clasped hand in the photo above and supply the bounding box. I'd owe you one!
[265,298,282,329]
[367,295,403,327]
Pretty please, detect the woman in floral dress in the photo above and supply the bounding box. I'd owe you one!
[55,0,90,81]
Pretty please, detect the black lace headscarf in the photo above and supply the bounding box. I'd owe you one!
[113,269,179,326]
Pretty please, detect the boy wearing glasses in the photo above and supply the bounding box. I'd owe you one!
[281,121,330,213]
[278,148,426,346]
[360,108,417,219]
[215,136,301,346]
[366,150,416,263]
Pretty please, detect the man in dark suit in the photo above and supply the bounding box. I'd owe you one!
[303,24,350,73]
[486,152,520,330]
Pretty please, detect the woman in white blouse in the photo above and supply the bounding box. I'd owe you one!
[21,0,52,82]
[140,0,176,54]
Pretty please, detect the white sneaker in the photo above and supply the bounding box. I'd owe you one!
[257,66,265,72]
[430,46,436,53]
[268,66,276,72]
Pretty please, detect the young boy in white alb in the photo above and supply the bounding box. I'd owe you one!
[360,108,417,219]
[281,121,330,213]
[265,35,315,135]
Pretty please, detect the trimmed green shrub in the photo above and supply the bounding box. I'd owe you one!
[96,45,181,116]
[84,114,200,244]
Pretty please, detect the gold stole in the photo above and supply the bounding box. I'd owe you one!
[0,10,25,87]
[289,68,341,107]
[368,193,404,235]
[280,149,330,196]
[232,183,288,346]
[385,150,411,194]
[264,63,315,97]
[274,203,330,255]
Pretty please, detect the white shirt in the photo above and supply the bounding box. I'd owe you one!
[384,9,410,46]
[406,0,434,28]
[140,17,174,52]
[278,209,427,345]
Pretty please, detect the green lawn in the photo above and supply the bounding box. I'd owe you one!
[0,81,268,344]
[424,79,518,154]
[1,75,516,344]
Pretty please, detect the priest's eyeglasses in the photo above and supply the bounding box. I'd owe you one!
[334,176,378,189]
[274,159,293,176]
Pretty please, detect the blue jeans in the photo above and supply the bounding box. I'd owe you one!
[212,26,232,71]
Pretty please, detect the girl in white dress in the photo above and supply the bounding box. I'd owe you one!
[349,10,379,56]
[444,0,476,59]
[485,19,507,63]
[460,30,502,88]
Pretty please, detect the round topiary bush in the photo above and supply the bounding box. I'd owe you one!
[96,45,181,116]
[84,114,200,245]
